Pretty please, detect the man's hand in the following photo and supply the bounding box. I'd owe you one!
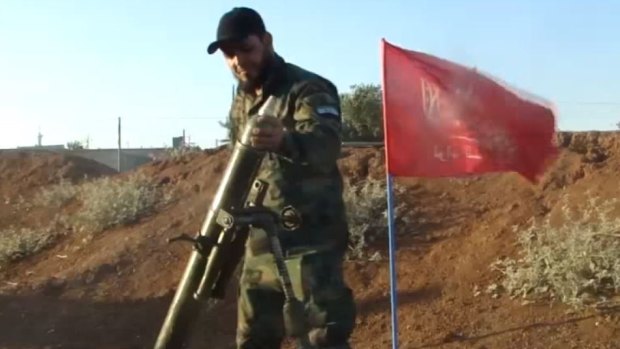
[251,115,285,151]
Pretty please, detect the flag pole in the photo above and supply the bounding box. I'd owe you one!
[386,173,399,349]
[380,38,399,349]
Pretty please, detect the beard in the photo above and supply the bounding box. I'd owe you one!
[234,51,275,94]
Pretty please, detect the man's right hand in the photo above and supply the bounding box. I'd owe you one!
[251,115,285,151]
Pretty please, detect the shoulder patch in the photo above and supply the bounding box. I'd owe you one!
[316,106,340,118]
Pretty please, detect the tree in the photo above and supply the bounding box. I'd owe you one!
[217,83,385,143]
[66,140,85,150]
[339,83,383,142]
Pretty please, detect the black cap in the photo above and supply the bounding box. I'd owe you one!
[207,7,266,54]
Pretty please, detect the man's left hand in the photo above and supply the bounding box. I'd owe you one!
[251,115,285,151]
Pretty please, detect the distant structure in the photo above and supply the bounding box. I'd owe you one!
[16,128,65,150]
[5,129,197,172]
[172,129,186,148]
[17,144,66,150]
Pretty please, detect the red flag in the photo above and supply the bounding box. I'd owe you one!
[380,39,558,182]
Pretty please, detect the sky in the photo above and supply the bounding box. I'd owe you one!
[1,0,619,149]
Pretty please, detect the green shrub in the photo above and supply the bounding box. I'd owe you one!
[158,146,203,161]
[0,226,58,267]
[71,173,173,234]
[32,178,79,207]
[343,178,411,260]
[1,172,175,266]
[491,195,620,309]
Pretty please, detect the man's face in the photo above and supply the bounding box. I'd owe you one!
[220,34,271,90]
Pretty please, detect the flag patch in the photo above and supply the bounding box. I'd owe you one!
[316,106,340,119]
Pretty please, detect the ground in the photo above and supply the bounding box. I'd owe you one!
[0,132,619,349]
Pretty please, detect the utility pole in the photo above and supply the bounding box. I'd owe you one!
[117,116,121,172]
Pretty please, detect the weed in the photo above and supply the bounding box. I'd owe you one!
[492,195,620,309]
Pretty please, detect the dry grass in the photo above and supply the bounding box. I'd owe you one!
[491,195,620,309]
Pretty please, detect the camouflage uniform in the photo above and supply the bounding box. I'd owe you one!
[229,53,357,348]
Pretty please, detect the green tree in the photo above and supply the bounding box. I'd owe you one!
[217,83,385,143]
[339,83,383,142]
[66,140,85,150]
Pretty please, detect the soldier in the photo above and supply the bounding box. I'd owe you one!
[207,6,357,349]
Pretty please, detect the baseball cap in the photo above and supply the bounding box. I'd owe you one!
[207,7,266,54]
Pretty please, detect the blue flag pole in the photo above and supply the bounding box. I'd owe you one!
[386,173,399,348]
[380,37,399,349]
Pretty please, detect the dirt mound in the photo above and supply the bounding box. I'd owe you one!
[0,150,118,236]
[0,150,116,199]
[1,132,620,349]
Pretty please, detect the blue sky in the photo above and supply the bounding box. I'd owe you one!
[1,0,618,149]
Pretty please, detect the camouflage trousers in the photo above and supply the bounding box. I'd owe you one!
[236,249,356,348]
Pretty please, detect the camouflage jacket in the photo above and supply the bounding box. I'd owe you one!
[228,54,349,256]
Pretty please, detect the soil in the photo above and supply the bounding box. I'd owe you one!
[0,132,619,349]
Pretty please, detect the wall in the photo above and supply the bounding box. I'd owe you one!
[68,148,168,172]
[5,141,384,173]
[4,147,168,172]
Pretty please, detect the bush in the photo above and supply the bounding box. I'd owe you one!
[156,146,203,161]
[343,178,412,260]
[0,226,58,267]
[2,172,175,266]
[70,173,174,234]
[32,178,79,208]
[29,172,173,235]
[491,195,620,309]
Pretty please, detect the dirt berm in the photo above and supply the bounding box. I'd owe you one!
[0,132,618,349]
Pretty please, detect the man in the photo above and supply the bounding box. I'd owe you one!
[207,7,357,349]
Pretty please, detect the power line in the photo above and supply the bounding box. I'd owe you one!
[150,117,226,120]
[556,101,620,106]
[0,117,228,123]
[85,116,226,120]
